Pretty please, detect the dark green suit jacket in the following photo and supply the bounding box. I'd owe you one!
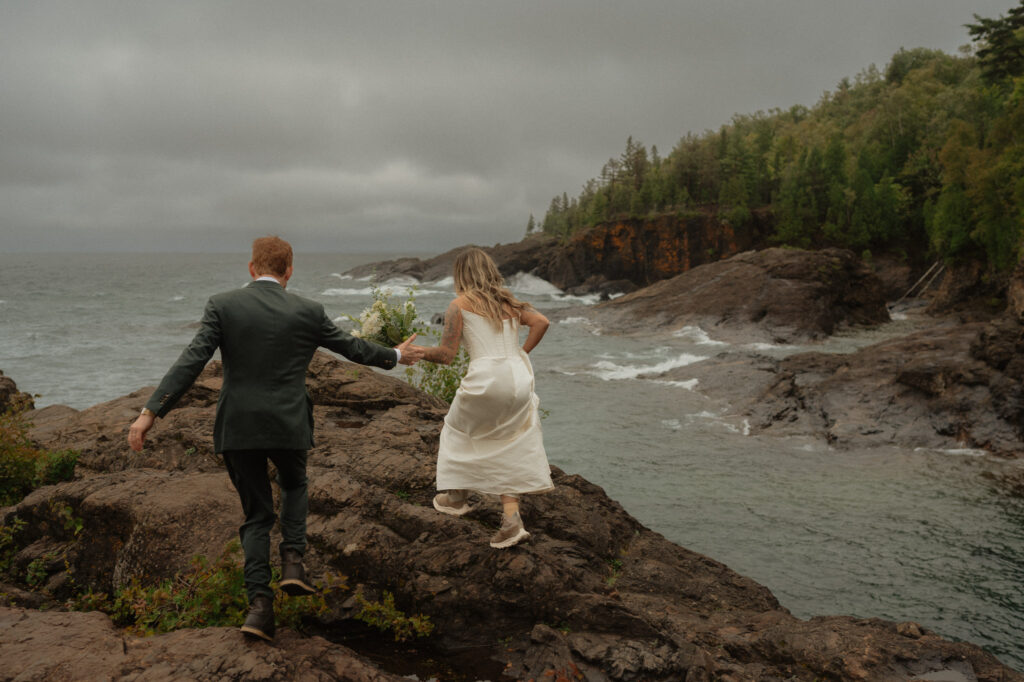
[145,280,397,453]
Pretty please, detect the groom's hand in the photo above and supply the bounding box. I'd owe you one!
[396,334,424,365]
[128,413,154,451]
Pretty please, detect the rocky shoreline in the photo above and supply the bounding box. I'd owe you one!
[343,210,770,297]
[1,353,1022,680]
[4,240,1024,679]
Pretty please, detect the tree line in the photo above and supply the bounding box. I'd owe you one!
[533,2,1024,271]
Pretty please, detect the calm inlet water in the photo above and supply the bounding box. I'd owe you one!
[1,251,1022,670]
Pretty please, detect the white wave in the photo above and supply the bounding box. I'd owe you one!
[427,276,455,289]
[559,293,601,305]
[742,419,751,436]
[661,419,682,430]
[171,295,185,302]
[608,292,625,300]
[506,272,563,296]
[559,316,591,325]
[688,411,720,419]
[322,287,376,297]
[652,378,699,390]
[588,353,705,381]
[379,275,420,288]
[745,342,798,351]
[673,325,728,346]
[915,446,989,458]
[890,311,908,321]
[330,273,352,280]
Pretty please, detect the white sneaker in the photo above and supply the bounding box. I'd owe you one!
[489,511,530,548]
[432,490,472,516]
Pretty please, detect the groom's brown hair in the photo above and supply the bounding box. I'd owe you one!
[251,236,293,277]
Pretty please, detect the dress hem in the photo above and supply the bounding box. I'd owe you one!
[436,484,555,496]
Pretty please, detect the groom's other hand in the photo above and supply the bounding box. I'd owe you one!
[128,412,155,451]
[396,334,424,365]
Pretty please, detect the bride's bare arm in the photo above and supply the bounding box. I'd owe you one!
[520,307,549,354]
[420,299,463,365]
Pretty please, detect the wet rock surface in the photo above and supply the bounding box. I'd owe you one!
[2,361,1020,680]
[582,247,891,343]
[661,314,1024,456]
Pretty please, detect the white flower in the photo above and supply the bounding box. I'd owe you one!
[361,310,383,338]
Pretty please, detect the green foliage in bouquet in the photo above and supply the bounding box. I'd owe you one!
[348,283,469,404]
[406,348,470,404]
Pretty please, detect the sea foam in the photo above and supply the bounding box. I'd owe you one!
[673,325,727,346]
[588,352,705,381]
[506,272,563,296]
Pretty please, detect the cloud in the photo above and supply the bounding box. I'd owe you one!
[0,0,1012,252]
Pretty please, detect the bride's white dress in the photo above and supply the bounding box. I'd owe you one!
[436,308,554,495]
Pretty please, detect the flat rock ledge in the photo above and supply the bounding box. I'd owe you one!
[1,359,1020,681]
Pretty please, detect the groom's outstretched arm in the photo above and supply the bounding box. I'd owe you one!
[128,299,222,451]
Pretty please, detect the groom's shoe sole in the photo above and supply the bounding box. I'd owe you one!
[432,497,472,516]
[240,624,274,641]
[279,578,317,596]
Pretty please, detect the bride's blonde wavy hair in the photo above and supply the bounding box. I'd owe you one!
[453,248,530,326]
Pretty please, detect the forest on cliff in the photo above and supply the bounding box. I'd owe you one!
[537,3,1024,271]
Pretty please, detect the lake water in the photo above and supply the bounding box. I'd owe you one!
[1,251,1022,670]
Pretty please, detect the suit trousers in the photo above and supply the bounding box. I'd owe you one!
[222,449,308,602]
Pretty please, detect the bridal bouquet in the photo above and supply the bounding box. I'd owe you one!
[348,284,421,347]
[349,283,468,403]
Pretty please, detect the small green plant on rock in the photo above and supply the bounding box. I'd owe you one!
[0,517,26,574]
[605,557,624,588]
[71,541,345,636]
[48,500,83,538]
[354,589,434,641]
[25,553,56,589]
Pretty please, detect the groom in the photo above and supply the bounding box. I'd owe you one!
[127,236,422,641]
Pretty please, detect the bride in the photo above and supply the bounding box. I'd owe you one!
[412,248,553,548]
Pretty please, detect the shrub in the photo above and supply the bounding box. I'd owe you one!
[73,541,346,635]
[354,589,434,641]
[0,404,79,506]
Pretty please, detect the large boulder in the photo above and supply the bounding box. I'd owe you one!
[2,356,1019,680]
[584,247,890,342]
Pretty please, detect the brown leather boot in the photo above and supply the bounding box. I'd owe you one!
[240,595,275,641]
[279,548,317,596]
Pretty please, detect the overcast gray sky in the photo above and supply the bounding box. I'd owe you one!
[0,1,1014,254]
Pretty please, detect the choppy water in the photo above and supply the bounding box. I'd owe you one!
[1,251,1022,670]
